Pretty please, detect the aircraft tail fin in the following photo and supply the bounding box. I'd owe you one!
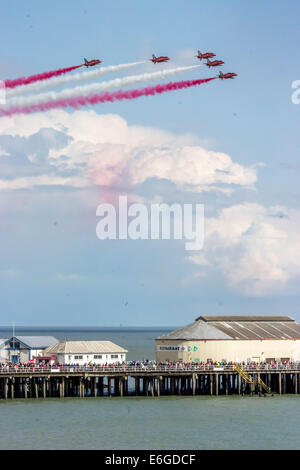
[84,58,88,64]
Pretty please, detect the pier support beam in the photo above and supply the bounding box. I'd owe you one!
[157,378,161,397]
[237,374,241,395]
[99,377,104,396]
[210,375,213,396]
[4,379,8,400]
[135,377,139,396]
[80,377,84,398]
[171,378,175,395]
[283,373,286,394]
[150,379,154,397]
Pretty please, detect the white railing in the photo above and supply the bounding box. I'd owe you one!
[0,364,300,374]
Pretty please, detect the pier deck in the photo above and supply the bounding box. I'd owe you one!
[0,366,299,399]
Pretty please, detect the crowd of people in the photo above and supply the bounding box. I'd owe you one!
[0,358,299,372]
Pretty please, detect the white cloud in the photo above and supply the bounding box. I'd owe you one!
[189,203,300,296]
[1,109,300,299]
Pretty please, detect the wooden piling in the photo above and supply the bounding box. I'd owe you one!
[135,377,139,396]
[93,377,97,397]
[157,378,161,397]
[210,374,213,396]
[80,377,84,398]
[225,374,229,395]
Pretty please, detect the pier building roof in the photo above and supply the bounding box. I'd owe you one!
[43,340,128,355]
[13,336,58,349]
[157,316,300,341]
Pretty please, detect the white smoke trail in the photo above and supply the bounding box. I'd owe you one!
[4,65,201,109]
[6,61,145,98]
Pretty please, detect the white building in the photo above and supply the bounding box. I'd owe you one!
[0,339,8,362]
[0,336,58,362]
[42,340,128,365]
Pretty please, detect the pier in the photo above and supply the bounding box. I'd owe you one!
[0,365,299,399]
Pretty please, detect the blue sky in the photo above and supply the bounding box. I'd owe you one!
[0,0,300,326]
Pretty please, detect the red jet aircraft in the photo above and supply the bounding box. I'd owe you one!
[150,54,170,64]
[218,72,238,80]
[83,57,102,67]
[205,58,225,68]
[195,50,216,61]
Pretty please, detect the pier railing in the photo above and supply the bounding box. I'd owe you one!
[1,363,300,374]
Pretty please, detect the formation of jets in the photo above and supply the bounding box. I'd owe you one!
[205,57,225,68]
[195,50,216,60]
[149,49,237,79]
[81,50,237,79]
[150,54,170,64]
[218,71,238,80]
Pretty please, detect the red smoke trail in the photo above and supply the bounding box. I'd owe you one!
[4,65,83,89]
[1,77,216,116]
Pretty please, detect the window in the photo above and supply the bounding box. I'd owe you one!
[74,355,83,360]
[111,355,118,359]
[94,355,102,359]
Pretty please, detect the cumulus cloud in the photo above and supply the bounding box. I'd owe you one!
[189,203,300,296]
[0,110,259,193]
[0,268,22,278]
